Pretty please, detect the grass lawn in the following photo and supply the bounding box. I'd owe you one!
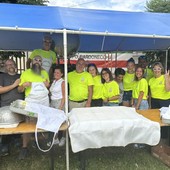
[0,142,169,170]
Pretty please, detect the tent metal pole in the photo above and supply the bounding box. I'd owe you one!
[63,29,70,170]
[165,50,168,70]
[1,26,170,39]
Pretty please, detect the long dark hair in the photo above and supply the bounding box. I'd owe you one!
[101,68,114,84]
[87,63,99,75]
[134,66,144,81]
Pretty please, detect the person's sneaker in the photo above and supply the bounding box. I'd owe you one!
[47,138,59,147]
[59,137,66,147]
[138,144,145,148]
[31,141,37,149]
[0,144,9,157]
[18,147,28,160]
[134,144,145,149]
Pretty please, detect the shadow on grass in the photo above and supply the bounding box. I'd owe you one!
[0,144,169,170]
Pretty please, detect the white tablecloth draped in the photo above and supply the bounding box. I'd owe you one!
[68,106,160,153]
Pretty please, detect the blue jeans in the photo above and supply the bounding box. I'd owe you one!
[134,99,149,110]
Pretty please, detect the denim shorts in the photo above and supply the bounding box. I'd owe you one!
[122,91,132,102]
[134,99,149,110]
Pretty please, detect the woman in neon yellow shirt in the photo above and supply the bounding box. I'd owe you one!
[132,66,149,110]
[149,62,170,109]
[123,58,135,107]
[87,63,103,106]
[101,68,120,106]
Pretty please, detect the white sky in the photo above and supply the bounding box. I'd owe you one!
[47,0,147,12]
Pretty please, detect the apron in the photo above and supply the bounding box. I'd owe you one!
[25,82,49,106]
[42,56,53,73]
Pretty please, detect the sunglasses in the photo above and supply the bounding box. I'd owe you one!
[33,58,42,62]
[43,40,52,44]
[153,68,161,71]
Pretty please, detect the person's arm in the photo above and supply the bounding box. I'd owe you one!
[85,85,93,107]
[131,98,134,107]
[0,78,20,94]
[135,91,144,110]
[44,80,50,88]
[26,58,32,69]
[107,95,120,102]
[58,81,65,110]
[18,82,31,93]
[165,70,170,91]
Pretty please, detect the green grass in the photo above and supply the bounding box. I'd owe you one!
[0,144,169,170]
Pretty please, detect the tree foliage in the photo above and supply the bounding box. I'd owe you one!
[146,0,170,13]
[0,0,48,5]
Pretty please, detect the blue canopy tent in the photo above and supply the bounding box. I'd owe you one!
[0,3,170,52]
[1,4,170,169]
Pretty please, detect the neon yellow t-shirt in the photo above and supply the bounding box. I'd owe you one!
[149,75,170,99]
[123,71,135,91]
[132,78,148,100]
[19,69,49,97]
[29,49,56,73]
[68,71,94,101]
[103,80,120,103]
[144,68,153,82]
[92,75,103,99]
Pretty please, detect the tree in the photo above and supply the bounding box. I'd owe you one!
[0,0,48,5]
[145,0,170,67]
[146,0,170,13]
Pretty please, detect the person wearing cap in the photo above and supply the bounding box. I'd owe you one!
[18,55,50,160]
[68,58,94,111]
[122,58,135,107]
[87,63,103,107]
[138,55,153,82]
[26,34,56,74]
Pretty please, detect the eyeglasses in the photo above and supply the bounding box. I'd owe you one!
[33,58,42,62]
[43,40,52,44]
[153,68,161,71]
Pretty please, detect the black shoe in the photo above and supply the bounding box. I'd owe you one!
[18,147,28,160]
[31,141,37,149]
[0,144,9,157]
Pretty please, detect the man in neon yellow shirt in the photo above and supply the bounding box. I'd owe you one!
[68,58,94,111]
[18,55,49,160]
[138,55,153,82]
[26,35,56,74]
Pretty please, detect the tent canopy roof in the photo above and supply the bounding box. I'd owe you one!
[0,3,170,52]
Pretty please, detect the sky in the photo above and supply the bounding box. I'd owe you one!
[47,0,147,12]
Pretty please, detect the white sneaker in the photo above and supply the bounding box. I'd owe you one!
[59,137,66,147]
[47,138,59,147]
[54,138,60,145]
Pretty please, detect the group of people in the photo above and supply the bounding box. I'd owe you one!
[0,35,64,159]
[1,34,170,158]
[73,56,170,111]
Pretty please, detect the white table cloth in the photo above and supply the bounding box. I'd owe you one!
[68,106,160,153]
